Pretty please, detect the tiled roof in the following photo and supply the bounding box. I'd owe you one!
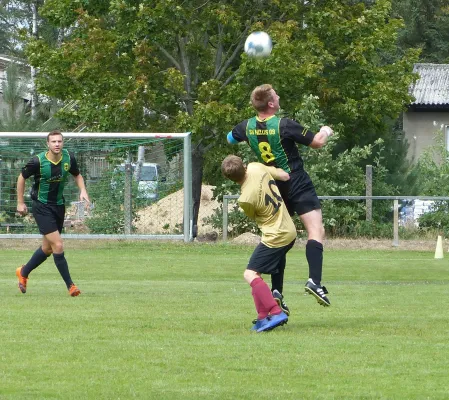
[410,63,449,105]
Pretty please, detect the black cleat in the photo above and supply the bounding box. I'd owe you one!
[272,289,290,316]
[305,279,330,307]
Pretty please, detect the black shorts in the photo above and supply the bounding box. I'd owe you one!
[277,170,321,216]
[247,240,295,275]
[32,200,65,235]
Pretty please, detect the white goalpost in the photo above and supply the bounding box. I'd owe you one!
[0,132,193,242]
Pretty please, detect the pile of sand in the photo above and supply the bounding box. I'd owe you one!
[135,185,220,235]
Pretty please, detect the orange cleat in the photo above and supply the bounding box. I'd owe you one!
[16,266,28,294]
[69,284,81,297]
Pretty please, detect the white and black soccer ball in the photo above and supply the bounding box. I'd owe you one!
[244,31,272,58]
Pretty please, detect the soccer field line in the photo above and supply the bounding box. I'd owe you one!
[304,280,449,286]
[2,279,448,288]
[328,257,446,261]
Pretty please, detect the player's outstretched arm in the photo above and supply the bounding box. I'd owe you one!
[309,126,333,149]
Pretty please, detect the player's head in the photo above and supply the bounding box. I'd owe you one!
[221,155,246,184]
[46,130,64,154]
[47,130,64,143]
[250,84,280,113]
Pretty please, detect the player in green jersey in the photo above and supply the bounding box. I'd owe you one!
[15,130,90,296]
[227,84,333,308]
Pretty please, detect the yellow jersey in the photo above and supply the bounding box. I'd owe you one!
[238,163,296,248]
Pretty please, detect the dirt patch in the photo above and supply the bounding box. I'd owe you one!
[0,236,440,251]
[324,238,437,251]
[230,234,439,251]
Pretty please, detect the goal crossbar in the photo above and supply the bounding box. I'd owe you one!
[0,132,190,139]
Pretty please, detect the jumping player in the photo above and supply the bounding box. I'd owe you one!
[227,84,333,307]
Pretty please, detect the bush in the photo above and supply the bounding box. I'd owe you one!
[85,170,140,234]
[417,201,449,237]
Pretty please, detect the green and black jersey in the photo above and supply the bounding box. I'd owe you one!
[21,149,80,205]
[228,115,315,174]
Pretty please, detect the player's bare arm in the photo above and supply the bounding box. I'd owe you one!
[16,174,28,216]
[265,166,290,182]
[309,126,333,149]
[74,174,90,204]
[275,168,290,181]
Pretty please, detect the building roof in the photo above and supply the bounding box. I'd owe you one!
[410,63,449,106]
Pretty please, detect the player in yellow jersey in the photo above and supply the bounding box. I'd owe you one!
[221,155,296,332]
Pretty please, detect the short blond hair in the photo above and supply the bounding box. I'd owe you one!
[221,155,246,183]
[250,84,274,112]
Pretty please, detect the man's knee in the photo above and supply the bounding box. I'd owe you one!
[41,245,53,255]
[244,269,259,284]
[50,241,64,254]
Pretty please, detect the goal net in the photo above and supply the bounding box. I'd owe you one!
[0,132,192,241]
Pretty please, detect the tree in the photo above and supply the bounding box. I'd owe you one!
[392,0,449,63]
[24,0,419,234]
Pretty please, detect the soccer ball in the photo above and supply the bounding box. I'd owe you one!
[244,31,272,58]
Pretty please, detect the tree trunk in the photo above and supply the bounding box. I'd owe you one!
[191,145,204,238]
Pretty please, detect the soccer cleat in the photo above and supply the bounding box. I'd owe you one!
[272,289,290,316]
[305,279,330,306]
[68,284,81,297]
[256,312,288,333]
[251,319,265,331]
[16,266,28,294]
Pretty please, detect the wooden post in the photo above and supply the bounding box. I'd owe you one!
[392,199,399,247]
[124,162,133,235]
[366,165,372,221]
[222,197,228,241]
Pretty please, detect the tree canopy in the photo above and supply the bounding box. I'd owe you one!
[21,0,421,228]
[26,1,419,145]
[392,0,449,63]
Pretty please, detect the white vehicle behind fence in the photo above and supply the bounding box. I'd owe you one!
[115,162,164,200]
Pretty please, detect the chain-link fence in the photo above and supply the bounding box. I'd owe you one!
[221,195,449,246]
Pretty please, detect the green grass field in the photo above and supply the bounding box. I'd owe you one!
[1,241,449,400]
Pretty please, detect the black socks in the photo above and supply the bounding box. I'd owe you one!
[306,239,323,285]
[53,252,73,289]
[271,256,286,294]
[22,247,49,277]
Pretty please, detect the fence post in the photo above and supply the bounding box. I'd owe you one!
[392,199,399,247]
[124,162,133,235]
[0,157,2,208]
[366,165,372,221]
[223,196,228,241]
